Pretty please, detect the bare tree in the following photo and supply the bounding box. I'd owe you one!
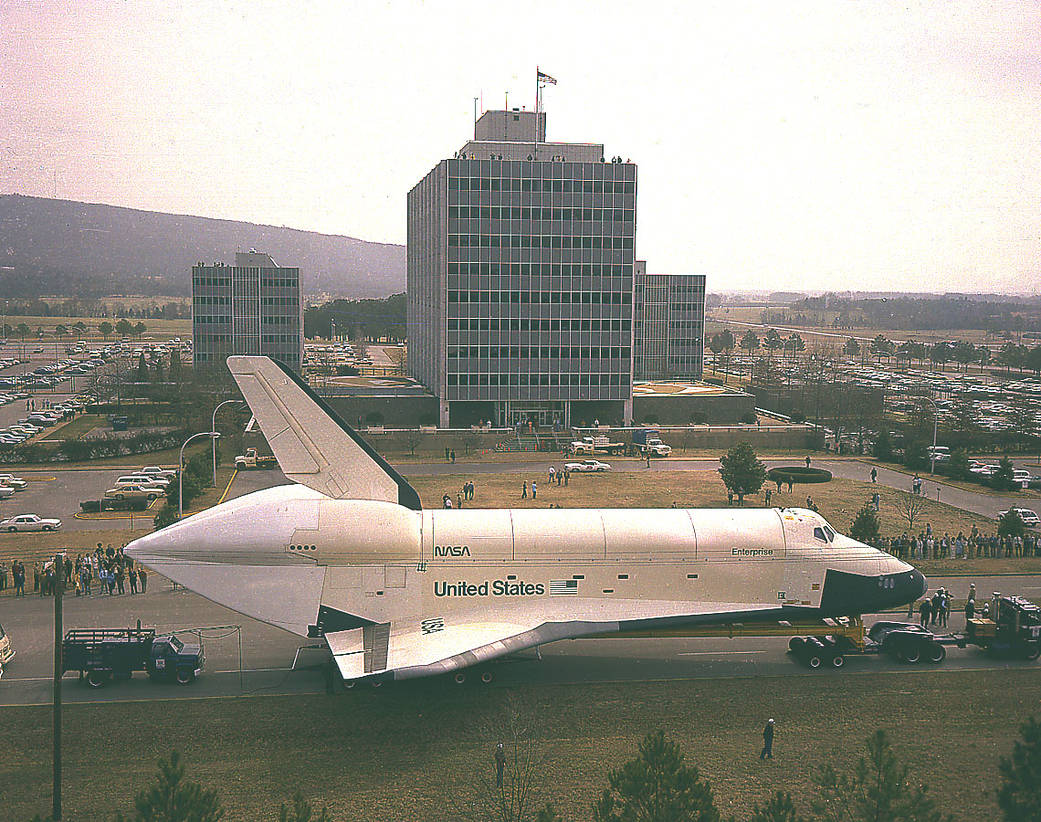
[462,428,481,457]
[404,428,426,457]
[894,491,927,532]
[454,696,559,822]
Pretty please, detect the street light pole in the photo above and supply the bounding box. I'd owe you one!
[179,431,219,520]
[211,399,242,487]
[52,552,64,820]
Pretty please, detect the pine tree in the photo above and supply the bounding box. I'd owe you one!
[873,430,894,461]
[718,442,767,504]
[849,504,881,544]
[278,792,331,822]
[593,730,719,822]
[998,716,1041,822]
[750,791,804,822]
[116,751,224,822]
[809,730,946,822]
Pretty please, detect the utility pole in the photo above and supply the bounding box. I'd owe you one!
[52,552,64,820]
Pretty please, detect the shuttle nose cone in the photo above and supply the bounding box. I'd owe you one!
[818,566,929,616]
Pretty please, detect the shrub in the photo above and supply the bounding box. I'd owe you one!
[740,411,757,425]
[767,466,833,484]
[789,409,806,423]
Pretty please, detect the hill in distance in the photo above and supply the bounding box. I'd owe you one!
[0,194,405,299]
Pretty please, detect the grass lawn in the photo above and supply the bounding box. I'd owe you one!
[0,670,1036,821]
[38,413,106,441]
[409,471,994,538]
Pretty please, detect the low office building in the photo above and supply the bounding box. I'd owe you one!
[408,109,636,428]
[192,251,303,374]
[633,261,706,380]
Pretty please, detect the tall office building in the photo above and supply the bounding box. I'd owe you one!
[408,109,636,427]
[633,261,706,380]
[192,251,303,374]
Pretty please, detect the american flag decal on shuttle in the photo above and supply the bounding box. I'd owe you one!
[549,579,579,596]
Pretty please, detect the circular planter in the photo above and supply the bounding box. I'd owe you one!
[767,467,833,485]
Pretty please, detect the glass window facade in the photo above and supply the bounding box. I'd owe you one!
[408,152,637,425]
[633,270,705,380]
[192,261,303,374]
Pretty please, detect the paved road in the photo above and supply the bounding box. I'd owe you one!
[0,572,1036,705]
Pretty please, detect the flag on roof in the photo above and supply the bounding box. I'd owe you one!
[537,70,557,85]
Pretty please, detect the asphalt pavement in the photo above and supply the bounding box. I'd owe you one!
[0,571,1037,705]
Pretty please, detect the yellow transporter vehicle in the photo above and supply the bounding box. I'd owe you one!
[0,621,15,676]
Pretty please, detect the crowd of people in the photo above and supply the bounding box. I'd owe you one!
[876,525,1040,560]
[0,543,147,598]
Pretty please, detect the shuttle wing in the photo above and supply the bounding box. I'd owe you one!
[325,600,780,682]
[325,616,595,682]
[227,356,421,509]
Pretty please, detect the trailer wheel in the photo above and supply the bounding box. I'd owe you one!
[804,653,824,669]
[86,670,109,688]
[902,644,921,664]
[453,671,467,685]
[174,667,195,685]
[927,643,946,664]
[829,653,845,669]
[1022,642,1041,661]
[480,669,495,684]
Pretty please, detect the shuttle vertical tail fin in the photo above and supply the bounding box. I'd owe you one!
[227,356,421,509]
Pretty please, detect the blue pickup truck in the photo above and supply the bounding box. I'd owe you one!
[63,625,204,688]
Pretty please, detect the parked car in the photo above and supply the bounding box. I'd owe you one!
[0,486,15,500]
[0,514,62,532]
[997,508,1041,528]
[113,475,167,490]
[104,484,162,501]
[0,475,28,490]
[138,466,178,480]
[563,459,612,473]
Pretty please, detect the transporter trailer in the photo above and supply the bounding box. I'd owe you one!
[788,593,1041,669]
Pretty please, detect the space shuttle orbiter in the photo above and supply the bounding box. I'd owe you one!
[126,356,926,685]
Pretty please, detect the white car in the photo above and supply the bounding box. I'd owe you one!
[564,460,612,473]
[114,475,168,490]
[0,514,62,532]
[0,486,14,500]
[139,466,178,480]
[0,475,28,490]
[998,508,1041,527]
[104,484,162,501]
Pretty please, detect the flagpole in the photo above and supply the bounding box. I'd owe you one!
[534,66,539,161]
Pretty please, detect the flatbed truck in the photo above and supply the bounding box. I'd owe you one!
[234,447,278,470]
[570,435,626,456]
[62,625,204,688]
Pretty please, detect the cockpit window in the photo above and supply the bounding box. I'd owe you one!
[813,526,827,542]
[823,525,836,542]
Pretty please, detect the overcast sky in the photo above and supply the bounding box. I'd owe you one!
[2,1,1039,294]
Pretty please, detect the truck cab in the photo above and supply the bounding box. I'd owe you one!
[148,634,205,685]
